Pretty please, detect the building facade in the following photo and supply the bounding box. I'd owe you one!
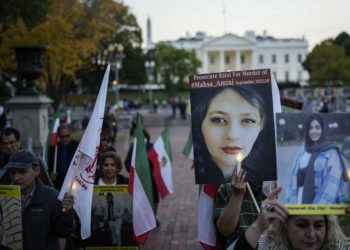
[165,31,309,84]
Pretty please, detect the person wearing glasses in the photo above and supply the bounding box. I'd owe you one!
[48,124,78,190]
[0,127,22,184]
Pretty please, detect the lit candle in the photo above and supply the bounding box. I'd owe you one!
[236,153,242,173]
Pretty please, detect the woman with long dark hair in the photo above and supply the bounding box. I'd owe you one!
[191,84,276,183]
[287,114,348,204]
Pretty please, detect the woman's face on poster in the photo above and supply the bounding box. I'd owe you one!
[201,88,262,171]
[308,119,322,142]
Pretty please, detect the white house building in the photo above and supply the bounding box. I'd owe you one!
[163,31,309,84]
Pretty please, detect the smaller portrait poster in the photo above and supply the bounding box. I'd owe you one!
[189,69,276,184]
[85,185,138,249]
[0,185,22,250]
[276,113,350,214]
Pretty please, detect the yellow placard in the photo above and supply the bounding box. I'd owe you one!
[93,184,128,193]
[0,185,21,197]
[287,204,349,215]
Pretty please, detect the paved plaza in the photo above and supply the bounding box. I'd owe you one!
[115,112,202,250]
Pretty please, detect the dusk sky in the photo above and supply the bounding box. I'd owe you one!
[122,0,350,50]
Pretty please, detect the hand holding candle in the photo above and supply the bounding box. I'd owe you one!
[236,153,243,173]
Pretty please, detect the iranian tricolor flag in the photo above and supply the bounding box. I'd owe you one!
[43,110,60,165]
[182,129,193,160]
[49,110,61,146]
[198,184,218,250]
[148,128,173,199]
[128,113,156,245]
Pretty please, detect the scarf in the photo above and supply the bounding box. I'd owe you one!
[298,140,344,203]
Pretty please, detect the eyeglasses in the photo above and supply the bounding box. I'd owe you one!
[2,140,17,146]
[59,134,70,138]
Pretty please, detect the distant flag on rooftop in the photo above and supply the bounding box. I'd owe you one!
[128,113,156,245]
[148,127,173,199]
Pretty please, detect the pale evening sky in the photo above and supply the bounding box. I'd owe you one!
[122,0,350,50]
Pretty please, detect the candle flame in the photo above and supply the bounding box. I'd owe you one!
[71,180,78,191]
[236,153,243,162]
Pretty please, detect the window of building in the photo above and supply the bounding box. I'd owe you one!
[225,55,230,64]
[210,55,215,65]
[298,54,302,62]
[285,71,289,82]
[259,54,264,63]
[241,55,245,64]
[285,54,289,63]
[298,71,302,81]
[272,54,276,63]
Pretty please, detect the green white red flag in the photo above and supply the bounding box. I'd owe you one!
[58,65,110,239]
[198,184,218,250]
[182,129,193,160]
[128,113,156,245]
[49,110,60,146]
[148,128,173,199]
[43,109,60,165]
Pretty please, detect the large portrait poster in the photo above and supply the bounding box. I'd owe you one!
[85,185,138,250]
[276,113,350,214]
[0,185,22,250]
[189,69,276,184]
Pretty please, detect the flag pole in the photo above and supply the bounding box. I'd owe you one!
[68,153,82,194]
[246,183,260,213]
[235,154,260,213]
[62,153,82,212]
[53,145,58,173]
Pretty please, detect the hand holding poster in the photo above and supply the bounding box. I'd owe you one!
[0,185,22,250]
[189,69,276,184]
[276,113,350,214]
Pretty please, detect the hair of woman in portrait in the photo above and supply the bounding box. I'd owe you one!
[257,215,349,250]
[191,84,276,183]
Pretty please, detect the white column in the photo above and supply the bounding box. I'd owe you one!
[203,50,209,73]
[235,50,241,70]
[220,49,225,72]
[251,50,257,69]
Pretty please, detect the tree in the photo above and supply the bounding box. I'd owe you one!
[333,32,350,57]
[153,43,201,94]
[0,0,50,33]
[303,41,350,85]
[0,0,143,108]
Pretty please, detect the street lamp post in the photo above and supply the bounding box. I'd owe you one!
[95,43,124,105]
[145,60,155,112]
[108,43,124,105]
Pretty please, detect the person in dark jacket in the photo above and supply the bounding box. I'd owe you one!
[48,124,78,190]
[4,150,75,250]
[0,127,21,169]
[97,135,116,166]
[0,128,22,184]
